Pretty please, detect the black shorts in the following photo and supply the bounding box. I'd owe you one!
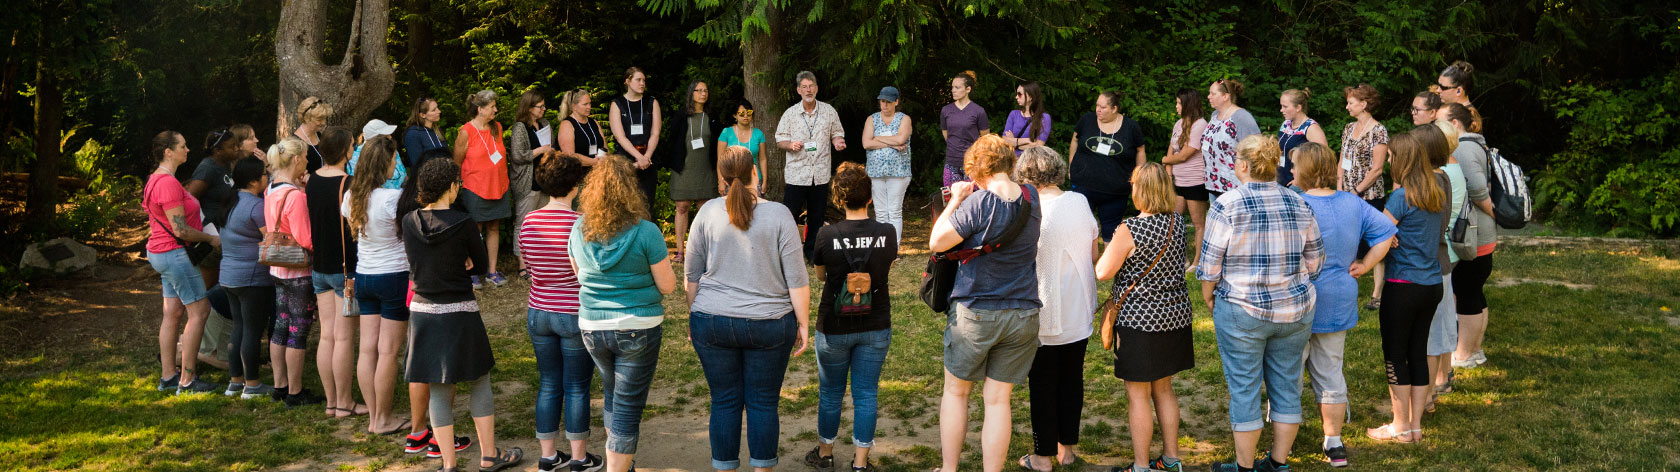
[1451,253,1494,314]
[1175,184,1209,202]
[1355,196,1389,258]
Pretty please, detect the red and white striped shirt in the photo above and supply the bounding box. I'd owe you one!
[518,208,581,313]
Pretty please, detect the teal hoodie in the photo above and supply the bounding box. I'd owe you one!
[569,219,666,323]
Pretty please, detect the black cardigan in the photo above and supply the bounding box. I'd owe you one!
[661,109,725,173]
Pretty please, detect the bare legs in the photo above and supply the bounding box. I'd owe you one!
[317,290,360,416]
[674,200,694,260]
[1233,421,1298,468]
[158,297,211,385]
[1175,197,1209,269]
[482,221,501,275]
[1455,308,1489,362]
[409,382,430,435]
[939,370,1015,472]
[1125,377,1182,468]
[362,317,408,432]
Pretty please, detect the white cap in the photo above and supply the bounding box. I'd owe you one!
[362,119,397,138]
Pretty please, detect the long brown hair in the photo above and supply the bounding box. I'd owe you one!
[1175,88,1205,150]
[719,146,757,230]
[347,135,398,238]
[1018,81,1046,141]
[514,90,546,128]
[1388,132,1445,213]
[406,98,438,128]
[579,155,649,242]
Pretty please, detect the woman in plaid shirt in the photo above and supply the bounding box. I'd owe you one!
[1197,135,1325,472]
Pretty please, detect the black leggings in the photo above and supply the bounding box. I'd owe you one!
[783,183,830,257]
[1379,282,1442,386]
[1028,337,1088,456]
[224,286,275,381]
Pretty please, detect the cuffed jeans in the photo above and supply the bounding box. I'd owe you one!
[582,325,663,455]
[815,328,891,448]
[691,311,796,470]
[1212,297,1312,432]
[529,308,595,441]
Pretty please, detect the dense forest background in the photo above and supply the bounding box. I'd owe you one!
[2,0,1677,247]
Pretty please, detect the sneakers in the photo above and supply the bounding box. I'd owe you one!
[156,374,179,392]
[851,465,875,472]
[1208,463,1241,472]
[1256,453,1291,472]
[486,272,509,287]
[570,452,604,472]
[1453,350,1489,369]
[424,435,472,459]
[224,382,243,396]
[283,388,325,407]
[404,429,435,454]
[1149,457,1183,472]
[1325,445,1349,468]
[270,386,289,403]
[471,275,485,290]
[176,378,218,395]
[803,447,835,472]
[1363,297,1381,311]
[239,383,275,399]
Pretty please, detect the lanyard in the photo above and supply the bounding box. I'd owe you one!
[574,118,601,148]
[425,127,442,148]
[1099,116,1123,142]
[624,98,646,134]
[473,123,497,157]
[803,109,820,140]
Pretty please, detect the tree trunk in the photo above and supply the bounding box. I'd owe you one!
[275,0,396,139]
[24,62,63,230]
[1,31,19,152]
[403,0,432,97]
[742,2,785,200]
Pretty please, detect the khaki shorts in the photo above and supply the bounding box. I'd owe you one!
[943,303,1040,384]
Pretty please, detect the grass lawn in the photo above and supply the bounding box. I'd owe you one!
[2,209,1677,471]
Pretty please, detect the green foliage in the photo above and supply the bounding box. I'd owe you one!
[1539,75,1680,236]
[54,174,141,241]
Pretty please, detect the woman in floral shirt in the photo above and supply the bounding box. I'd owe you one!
[1337,83,1392,309]
[1201,79,1261,200]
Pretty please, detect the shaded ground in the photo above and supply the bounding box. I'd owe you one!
[3,195,1679,471]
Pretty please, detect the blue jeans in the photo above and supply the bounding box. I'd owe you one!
[690,312,796,470]
[529,308,595,441]
[148,248,208,305]
[1212,297,1313,432]
[815,328,892,448]
[582,325,663,455]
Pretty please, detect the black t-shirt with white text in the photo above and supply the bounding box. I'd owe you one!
[811,219,898,335]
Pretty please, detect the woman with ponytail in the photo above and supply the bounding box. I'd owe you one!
[340,135,412,435]
[1201,79,1260,199]
[1434,61,1481,133]
[941,71,990,185]
[685,145,811,471]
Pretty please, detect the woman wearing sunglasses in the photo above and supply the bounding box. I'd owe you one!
[716,99,767,195]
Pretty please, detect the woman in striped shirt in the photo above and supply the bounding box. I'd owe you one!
[517,153,602,471]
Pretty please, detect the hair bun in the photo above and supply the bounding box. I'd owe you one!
[1452,60,1474,75]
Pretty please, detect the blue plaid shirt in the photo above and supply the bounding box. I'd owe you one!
[1196,181,1325,323]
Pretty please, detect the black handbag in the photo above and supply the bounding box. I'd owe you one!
[919,185,1035,313]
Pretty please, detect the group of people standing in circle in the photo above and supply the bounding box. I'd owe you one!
[138,59,1500,472]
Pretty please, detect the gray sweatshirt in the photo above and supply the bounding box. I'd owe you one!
[686,198,810,319]
[1453,132,1498,248]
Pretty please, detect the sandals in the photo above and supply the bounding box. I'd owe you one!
[1365,424,1417,443]
[331,404,369,418]
[1018,455,1052,472]
[670,249,685,264]
[373,418,412,436]
[480,447,524,472]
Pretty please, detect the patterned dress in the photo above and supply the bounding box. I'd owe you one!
[1339,121,1389,201]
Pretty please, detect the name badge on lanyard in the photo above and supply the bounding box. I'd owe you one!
[589,145,600,156]
[631,124,645,135]
[691,137,705,150]
[1094,142,1113,155]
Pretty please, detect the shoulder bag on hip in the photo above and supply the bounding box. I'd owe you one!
[258,186,311,268]
[143,177,214,266]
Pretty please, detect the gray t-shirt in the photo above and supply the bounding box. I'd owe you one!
[686,198,811,319]
[948,185,1043,310]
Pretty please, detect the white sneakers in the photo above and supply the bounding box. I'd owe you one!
[1451,350,1488,369]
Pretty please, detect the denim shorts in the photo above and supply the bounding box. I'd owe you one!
[355,271,411,322]
[148,248,208,305]
[311,270,350,296]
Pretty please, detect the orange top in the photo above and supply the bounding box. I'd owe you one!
[460,121,509,199]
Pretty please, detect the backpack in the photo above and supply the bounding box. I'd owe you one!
[1460,137,1531,229]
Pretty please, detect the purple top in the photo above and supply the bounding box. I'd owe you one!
[1003,110,1052,155]
[941,101,990,167]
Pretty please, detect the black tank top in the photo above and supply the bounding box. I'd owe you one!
[610,96,654,147]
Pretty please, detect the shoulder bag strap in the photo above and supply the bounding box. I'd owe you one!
[1117,224,1173,302]
[338,176,351,276]
[143,176,192,248]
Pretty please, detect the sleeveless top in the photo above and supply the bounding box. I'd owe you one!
[1277,118,1315,186]
[459,122,508,199]
[566,116,606,156]
[865,112,912,178]
[1113,213,1193,332]
[611,96,655,148]
[1201,109,1244,193]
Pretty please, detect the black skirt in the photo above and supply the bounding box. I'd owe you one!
[405,310,495,384]
[1112,325,1194,382]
